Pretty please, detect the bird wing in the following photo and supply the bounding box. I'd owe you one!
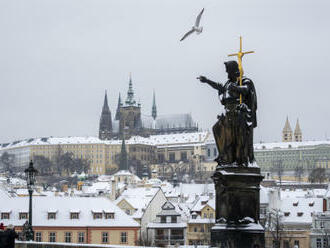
[180,28,195,41]
[195,8,204,27]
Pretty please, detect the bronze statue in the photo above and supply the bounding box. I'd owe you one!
[199,60,257,166]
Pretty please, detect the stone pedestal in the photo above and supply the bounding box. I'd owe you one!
[211,165,265,248]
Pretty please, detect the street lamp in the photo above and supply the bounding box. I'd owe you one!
[24,160,38,241]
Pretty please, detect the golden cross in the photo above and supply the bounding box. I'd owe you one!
[228,36,254,104]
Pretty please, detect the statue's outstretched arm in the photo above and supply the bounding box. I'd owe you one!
[198,76,224,93]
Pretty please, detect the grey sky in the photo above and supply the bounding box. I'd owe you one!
[0,0,329,143]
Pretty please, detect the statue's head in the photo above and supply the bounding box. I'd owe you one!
[224,60,240,79]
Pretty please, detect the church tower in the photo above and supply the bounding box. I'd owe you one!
[99,91,112,140]
[119,74,142,138]
[115,93,122,121]
[282,116,293,142]
[294,118,302,142]
[152,91,157,120]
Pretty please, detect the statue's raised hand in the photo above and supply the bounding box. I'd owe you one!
[198,76,208,83]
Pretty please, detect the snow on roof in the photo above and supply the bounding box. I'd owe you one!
[254,140,330,151]
[115,187,160,210]
[0,190,139,227]
[147,222,187,229]
[191,196,215,212]
[280,197,323,225]
[0,131,209,151]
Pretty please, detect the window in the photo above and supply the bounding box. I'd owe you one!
[120,232,127,244]
[203,213,207,218]
[70,213,79,219]
[65,232,71,243]
[213,148,217,157]
[161,216,166,223]
[1,213,10,219]
[180,152,187,161]
[192,215,197,219]
[19,213,28,220]
[48,213,56,219]
[49,232,56,242]
[171,216,177,223]
[78,232,85,243]
[323,239,328,248]
[105,213,114,219]
[35,232,42,242]
[169,153,175,162]
[317,238,321,248]
[209,213,214,218]
[194,227,198,232]
[294,240,299,248]
[102,232,108,243]
[201,226,204,232]
[207,149,210,157]
[93,213,102,219]
[283,240,290,248]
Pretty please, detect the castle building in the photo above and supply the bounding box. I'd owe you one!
[99,75,198,140]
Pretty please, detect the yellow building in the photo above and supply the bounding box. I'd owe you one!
[0,192,140,246]
[186,196,215,245]
[0,136,156,176]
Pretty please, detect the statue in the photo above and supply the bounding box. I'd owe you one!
[198,38,256,167]
[200,37,265,248]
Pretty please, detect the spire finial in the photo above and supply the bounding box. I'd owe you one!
[152,90,157,120]
[125,73,136,106]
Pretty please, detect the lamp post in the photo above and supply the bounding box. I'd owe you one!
[24,160,38,241]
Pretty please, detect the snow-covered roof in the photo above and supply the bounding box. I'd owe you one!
[280,197,323,225]
[0,188,139,227]
[0,131,209,151]
[191,196,215,212]
[254,140,330,151]
[115,187,160,211]
[142,113,196,130]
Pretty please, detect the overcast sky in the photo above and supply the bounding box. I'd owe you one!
[0,0,329,143]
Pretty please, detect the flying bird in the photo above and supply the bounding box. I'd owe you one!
[180,8,204,42]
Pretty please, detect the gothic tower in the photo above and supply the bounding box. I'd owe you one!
[119,74,142,138]
[115,93,122,121]
[294,118,302,142]
[119,137,128,171]
[152,91,157,120]
[282,116,293,142]
[99,91,112,140]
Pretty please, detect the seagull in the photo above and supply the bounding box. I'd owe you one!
[180,8,204,42]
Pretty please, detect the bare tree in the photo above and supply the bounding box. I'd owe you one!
[266,209,283,248]
[0,152,15,174]
[309,167,326,183]
[271,160,284,187]
[294,166,304,183]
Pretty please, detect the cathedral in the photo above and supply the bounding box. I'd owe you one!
[99,76,198,140]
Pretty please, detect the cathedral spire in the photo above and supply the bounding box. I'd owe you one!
[282,116,293,142]
[125,73,137,106]
[99,90,112,140]
[115,93,122,121]
[119,137,128,171]
[152,90,157,120]
[294,118,302,142]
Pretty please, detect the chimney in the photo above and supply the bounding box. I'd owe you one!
[110,180,116,201]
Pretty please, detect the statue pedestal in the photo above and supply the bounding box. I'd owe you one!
[211,165,265,248]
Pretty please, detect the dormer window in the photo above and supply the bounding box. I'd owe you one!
[1,212,10,219]
[48,213,56,219]
[161,216,166,223]
[104,212,115,219]
[284,212,290,217]
[309,202,315,207]
[201,201,208,205]
[293,201,299,207]
[70,213,79,219]
[93,212,102,219]
[297,212,303,217]
[171,216,177,223]
[19,212,28,220]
